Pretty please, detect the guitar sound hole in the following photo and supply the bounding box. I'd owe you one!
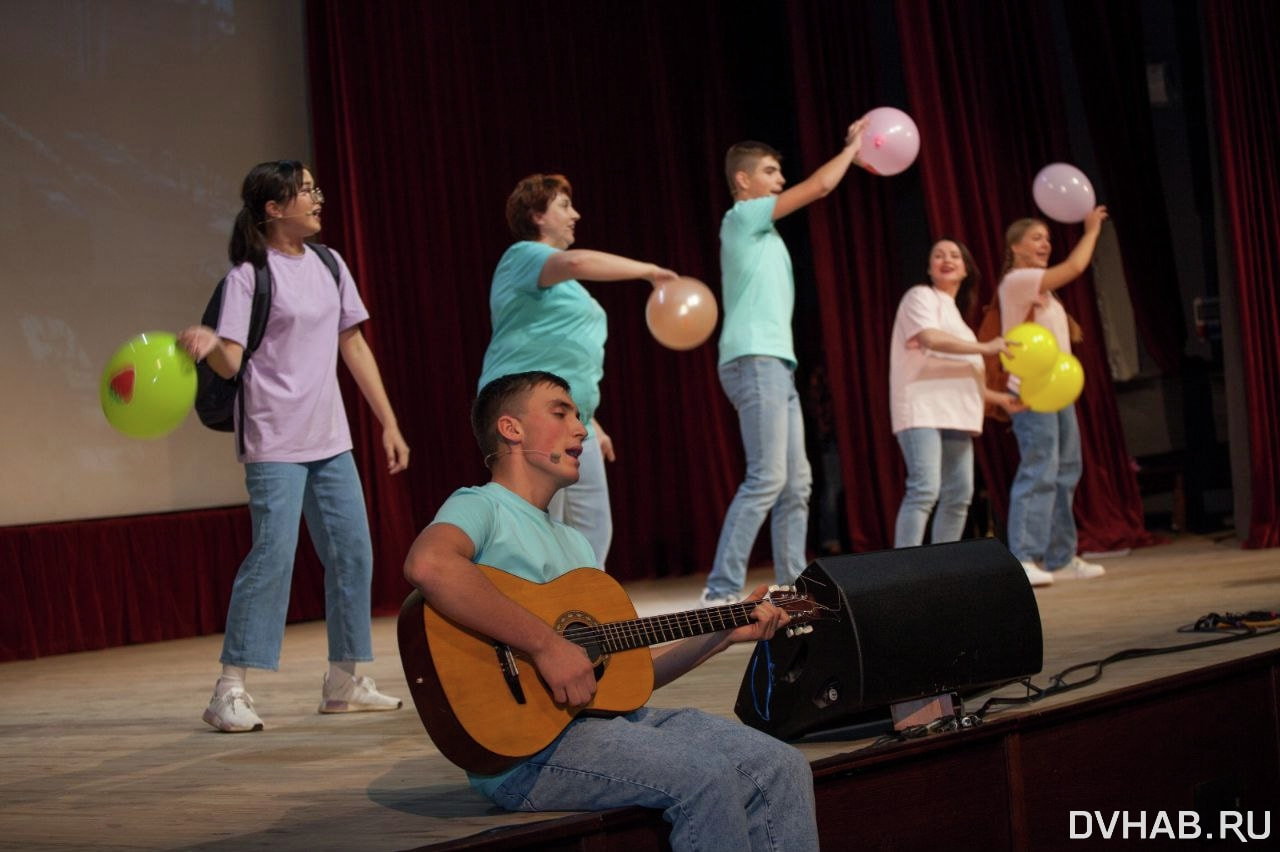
[557,612,610,678]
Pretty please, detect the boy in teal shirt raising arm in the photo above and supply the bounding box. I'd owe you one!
[701,118,869,607]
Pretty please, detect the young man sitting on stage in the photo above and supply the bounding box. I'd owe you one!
[402,371,818,851]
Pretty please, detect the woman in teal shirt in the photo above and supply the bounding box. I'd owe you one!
[478,174,678,569]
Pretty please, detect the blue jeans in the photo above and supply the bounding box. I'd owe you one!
[894,427,974,547]
[221,451,374,670]
[707,356,813,595]
[1006,405,1082,569]
[548,435,612,568]
[489,707,818,852]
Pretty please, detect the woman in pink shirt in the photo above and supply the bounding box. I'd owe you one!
[889,239,1018,547]
[998,207,1109,586]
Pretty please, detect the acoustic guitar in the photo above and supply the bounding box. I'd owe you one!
[397,565,819,775]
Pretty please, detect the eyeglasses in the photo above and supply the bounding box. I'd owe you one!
[298,186,325,205]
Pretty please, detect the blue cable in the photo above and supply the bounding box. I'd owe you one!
[749,640,774,721]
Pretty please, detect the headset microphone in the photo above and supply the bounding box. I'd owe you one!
[261,213,319,225]
[485,448,564,467]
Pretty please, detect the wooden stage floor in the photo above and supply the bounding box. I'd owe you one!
[1,532,1277,850]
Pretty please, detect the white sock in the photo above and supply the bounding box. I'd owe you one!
[215,665,247,697]
[328,661,357,684]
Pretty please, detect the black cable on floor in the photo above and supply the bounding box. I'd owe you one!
[859,612,1280,749]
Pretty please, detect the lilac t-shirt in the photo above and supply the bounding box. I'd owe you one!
[216,246,369,463]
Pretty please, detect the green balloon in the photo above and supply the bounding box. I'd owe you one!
[99,331,197,439]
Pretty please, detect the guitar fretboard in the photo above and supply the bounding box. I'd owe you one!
[561,601,762,653]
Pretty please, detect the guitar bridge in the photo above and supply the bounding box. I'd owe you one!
[493,642,527,705]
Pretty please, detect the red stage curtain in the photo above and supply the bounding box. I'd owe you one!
[1061,0,1186,376]
[783,0,904,550]
[1204,1,1280,548]
[304,0,753,583]
[0,508,328,661]
[890,0,1153,553]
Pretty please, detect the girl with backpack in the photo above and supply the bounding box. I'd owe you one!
[178,160,409,732]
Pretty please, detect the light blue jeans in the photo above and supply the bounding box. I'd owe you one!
[707,356,813,596]
[894,427,974,547]
[489,707,818,851]
[548,435,612,568]
[221,451,374,670]
[1007,405,1082,569]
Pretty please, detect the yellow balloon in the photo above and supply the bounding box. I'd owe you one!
[1000,322,1060,378]
[1019,353,1084,413]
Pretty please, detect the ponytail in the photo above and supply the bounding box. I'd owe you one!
[227,160,305,267]
[228,205,267,267]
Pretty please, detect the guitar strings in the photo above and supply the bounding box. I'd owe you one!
[559,602,762,650]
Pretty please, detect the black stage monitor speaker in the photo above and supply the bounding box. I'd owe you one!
[735,538,1042,740]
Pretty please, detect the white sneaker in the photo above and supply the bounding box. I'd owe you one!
[203,687,264,733]
[1021,561,1055,587]
[699,588,741,608]
[1057,555,1106,579]
[318,673,403,714]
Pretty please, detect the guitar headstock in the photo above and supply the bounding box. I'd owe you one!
[763,584,820,637]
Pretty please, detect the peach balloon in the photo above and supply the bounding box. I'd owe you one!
[645,277,718,351]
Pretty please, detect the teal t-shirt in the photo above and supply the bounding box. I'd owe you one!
[478,241,607,430]
[717,195,797,367]
[429,481,599,798]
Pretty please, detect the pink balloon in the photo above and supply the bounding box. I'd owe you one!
[1032,163,1096,223]
[859,107,920,177]
[646,277,718,351]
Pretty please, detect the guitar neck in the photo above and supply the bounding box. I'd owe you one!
[566,601,763,653]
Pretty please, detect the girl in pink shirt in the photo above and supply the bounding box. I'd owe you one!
[889,239,1018,547]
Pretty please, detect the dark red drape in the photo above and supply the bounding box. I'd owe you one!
[1203,0,1280,548]
[305,0,752,583]
[785,0,904,551]
[892,0,1153,553]
[1061,0,1186,376]
[0,508,328,661]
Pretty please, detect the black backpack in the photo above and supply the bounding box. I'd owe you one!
[195,243,341,450]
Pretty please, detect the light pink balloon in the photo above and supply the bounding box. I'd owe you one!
[646,277,718,351]
[1032,163,1096,223]
[860,107,920,177]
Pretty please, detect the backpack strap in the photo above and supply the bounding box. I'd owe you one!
[306,242,342,286]
[235,263,273,455]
